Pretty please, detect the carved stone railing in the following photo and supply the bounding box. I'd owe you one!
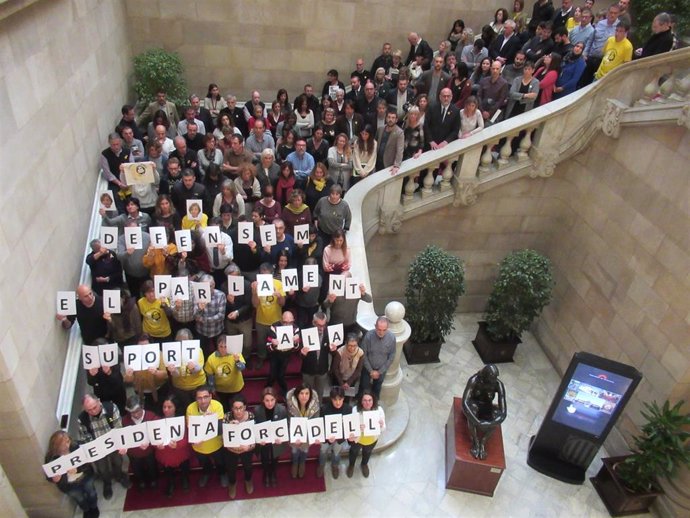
[350,47,690,323]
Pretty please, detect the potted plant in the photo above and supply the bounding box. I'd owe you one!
[403,245,465,364]
[133,48,188,111]
[473,249,553,363]
[591,400,690,516]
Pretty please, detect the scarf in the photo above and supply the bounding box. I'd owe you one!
[338,346,364,381]
[562,51,582,65]
[311,177,326,192]
[276,175,296,205]
[285,202,308,215]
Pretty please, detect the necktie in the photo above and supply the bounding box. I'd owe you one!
[212,247,220,269]
[442,106,447,122]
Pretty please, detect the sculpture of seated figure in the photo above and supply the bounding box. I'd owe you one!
[462,364,507,460]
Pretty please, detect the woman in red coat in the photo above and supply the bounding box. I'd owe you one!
[534,52,562,105]
[155,395,192,497]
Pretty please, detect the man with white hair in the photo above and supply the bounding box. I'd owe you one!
[194,274,228,355]
[489,19,522,65]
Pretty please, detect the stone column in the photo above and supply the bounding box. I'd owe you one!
[379,301,411,407]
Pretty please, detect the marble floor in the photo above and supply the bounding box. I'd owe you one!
[89,314,614,518]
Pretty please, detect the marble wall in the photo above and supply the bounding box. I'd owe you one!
[0,0,130,515]
[124,0,497,101]
[368,122,690,447]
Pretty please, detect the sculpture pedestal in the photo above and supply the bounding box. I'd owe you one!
[445,397,505,497]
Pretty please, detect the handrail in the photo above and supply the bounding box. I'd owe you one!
[56,175,108,430]
[349,48,690,327]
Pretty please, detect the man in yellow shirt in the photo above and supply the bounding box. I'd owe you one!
[168,328,206,406]
[595,22,632,80]
[251,263,286,369]
[186,385,226,488]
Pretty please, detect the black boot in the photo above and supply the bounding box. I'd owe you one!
[165,478,174,498]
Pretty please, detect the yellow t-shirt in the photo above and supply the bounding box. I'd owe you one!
[255,279,285,325]
[181,213,208,230]
[204,353,245,393]
[595,36,633,79]
[171,349,207,391]
[137,297,172,338]
[186,399,224,454]
[566,17,576,32]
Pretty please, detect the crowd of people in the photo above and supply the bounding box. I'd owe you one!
[48,2,680,515]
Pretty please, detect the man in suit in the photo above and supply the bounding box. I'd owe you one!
[370,42,393,78]
[406,32,434,70]
[416,56,450,105]
[190,95,214,135]
[334,100,364,143]
[345,75,363,104]
[137,89,179,128]
[489,19,522,65]
[386,76,414,121]
[424,88,460,150]
[376,109,404,174]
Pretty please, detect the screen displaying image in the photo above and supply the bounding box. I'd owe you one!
[551,363,634,437]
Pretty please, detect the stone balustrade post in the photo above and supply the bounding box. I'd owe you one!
[379,301,411,407]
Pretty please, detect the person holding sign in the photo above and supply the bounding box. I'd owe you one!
[262,218,297,268]
[323,276,372,336]
[86,338,127,416]
[101,197,152,233]
[204,335,246,410]
[186,385,227,488]
[223,395,256,499]
[138,281,173,341]
[252,263,286,370]
[123,336,169,410]
[253,387,289,487]
[294,256,322,329]
[181,202,208,230]
[222,263,254,359]
[155,395,191,497]
[301,311,337,400]
[266,311,301,396]
[295,224,324,269]
[168,328,207,406]
[77,394,131,499]
[331,333,365,397]
[85,238,123,295]
[318,386,353,479]
[44,430,99,518]
[347,390,386,478]
[281,189,312,236]
[286,383,321,479]
[56,285,108,345]
[122,395,160,490]
[104,289,142,348]
[116,220,151,299]
[359,316,396,399]
[142,230,178,276]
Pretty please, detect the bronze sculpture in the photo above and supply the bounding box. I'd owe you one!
[462,364,507,460]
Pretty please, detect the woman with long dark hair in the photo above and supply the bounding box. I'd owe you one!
[147,109,177,142]
[448,62,473,109]
[154,194,182,233]
[286,383,320,478]
[322,228,350,275]
[254,387,289,487]
[351,125,378,186]
[155,394,191,497]
[223,394,255,499]
[535,52,562,105]
[204,83,227,124]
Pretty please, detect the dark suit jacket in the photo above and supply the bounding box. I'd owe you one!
[415,70,451,99]
[345,87,363,104]
[489,34,522,64]
[424,102,460,147]
[406,39,434,70]
[196,107,214,136]
[385,86,415,114]
[334,114,365,140]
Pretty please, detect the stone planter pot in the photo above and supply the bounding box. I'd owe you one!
[590,456,662,516]
[471,322,521,364]
[403,339,441,364]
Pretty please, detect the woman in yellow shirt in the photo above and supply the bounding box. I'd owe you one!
[203,335,246,410]
[181,202,208,230]
[137,280,172,340]
[346,390,386,478]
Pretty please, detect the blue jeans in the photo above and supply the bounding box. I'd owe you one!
[319,440,345,467]
[291,444,309,464]
[64,474,98,512]
[359,369,385,399]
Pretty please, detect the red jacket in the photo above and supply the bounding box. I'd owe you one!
[122,410,159,458]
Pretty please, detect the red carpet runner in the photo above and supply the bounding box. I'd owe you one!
[123,460,326,511]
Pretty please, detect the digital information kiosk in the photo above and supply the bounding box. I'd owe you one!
[527,352,642,484]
